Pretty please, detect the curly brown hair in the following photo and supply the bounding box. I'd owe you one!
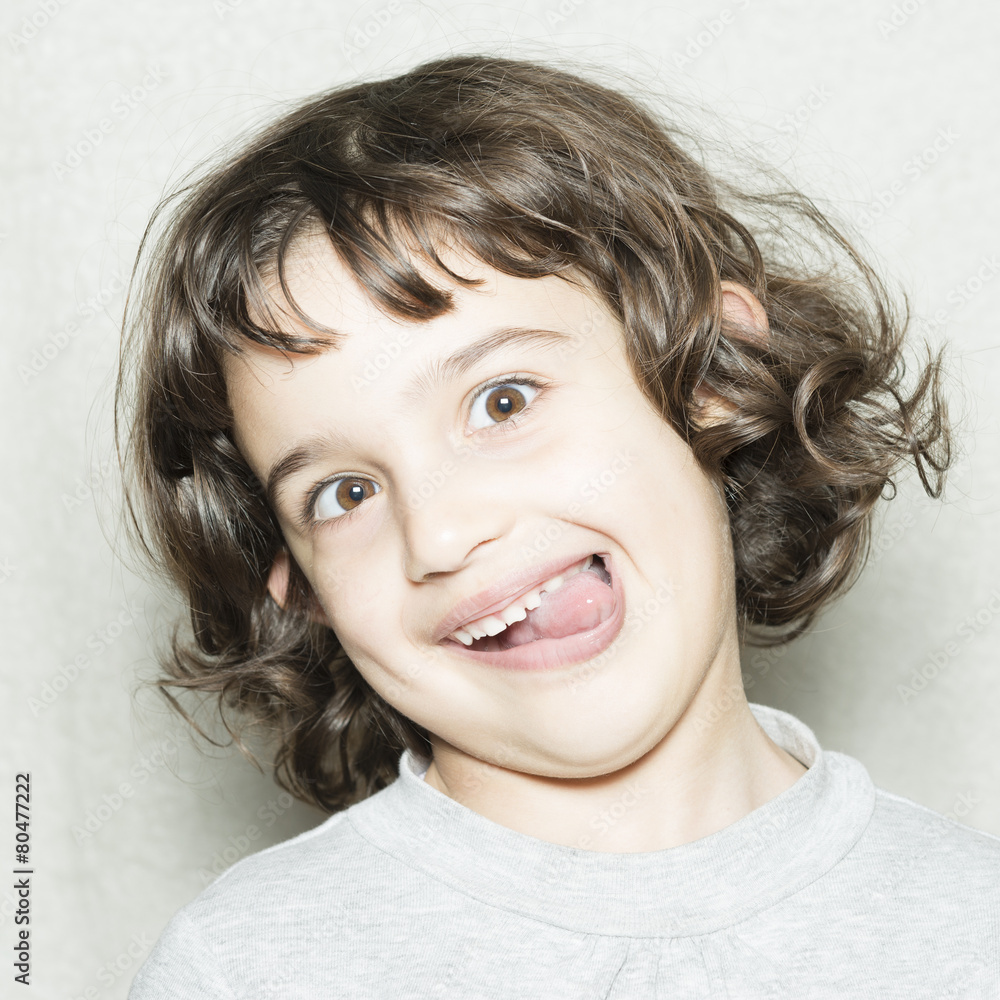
[116,53,951,813]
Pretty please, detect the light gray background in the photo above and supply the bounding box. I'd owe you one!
[2,0,998,996]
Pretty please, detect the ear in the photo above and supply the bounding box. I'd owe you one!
[693,280,769,428]
[719,279,768,342]
[267,548,331,626]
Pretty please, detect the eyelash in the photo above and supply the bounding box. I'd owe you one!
[299,374,548,529]
[299,477,372,533]
[467,374,546,433]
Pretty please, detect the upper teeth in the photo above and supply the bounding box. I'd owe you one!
[449,555,594,646]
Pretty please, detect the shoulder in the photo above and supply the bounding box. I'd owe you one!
[860,785,1000,900]
[175,801,410,929]
[130,802,412,998]
[838,785,1000,990]
[814,776,1000,973]
[868,783,1000,864]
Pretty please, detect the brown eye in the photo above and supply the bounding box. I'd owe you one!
[469,380,540,430]
[336,479,375,509]
[314,477,380,521]
[485,386,527,421]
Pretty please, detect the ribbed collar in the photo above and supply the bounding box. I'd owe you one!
[347,703,875,937]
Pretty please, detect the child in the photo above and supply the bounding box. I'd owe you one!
[121,54,997,997]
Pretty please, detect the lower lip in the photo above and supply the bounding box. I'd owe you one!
[439,553,626,671]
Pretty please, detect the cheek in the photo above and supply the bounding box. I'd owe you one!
[590,416,732,625]
[523,400,652,511]
[324,576,392,646]
[655,463,734,641]
[298,533,397,645]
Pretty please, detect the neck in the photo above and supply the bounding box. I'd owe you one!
[421,657,807,853]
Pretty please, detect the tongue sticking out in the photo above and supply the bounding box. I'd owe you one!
[499,567,615,648]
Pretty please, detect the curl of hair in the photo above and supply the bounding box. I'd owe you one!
[116,54,951,812]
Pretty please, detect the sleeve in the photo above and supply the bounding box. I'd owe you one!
[128,909,236,1000]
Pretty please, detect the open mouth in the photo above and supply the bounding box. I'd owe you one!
[443,554,623,669]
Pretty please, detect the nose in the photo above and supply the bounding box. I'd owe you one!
[398,459,514,582]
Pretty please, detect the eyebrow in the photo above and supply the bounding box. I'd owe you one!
[264,325,573,521]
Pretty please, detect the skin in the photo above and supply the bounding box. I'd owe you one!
[226,237,806,853]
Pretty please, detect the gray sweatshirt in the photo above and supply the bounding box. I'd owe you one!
[128,704,1000,998]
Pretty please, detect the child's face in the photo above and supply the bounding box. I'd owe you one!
[226,239,739,779]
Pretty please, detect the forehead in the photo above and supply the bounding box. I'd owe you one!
[222,235,621,463]
[255,232,596,336]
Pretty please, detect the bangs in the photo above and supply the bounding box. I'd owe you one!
[205,181,590,361]
[168,66,643,363]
